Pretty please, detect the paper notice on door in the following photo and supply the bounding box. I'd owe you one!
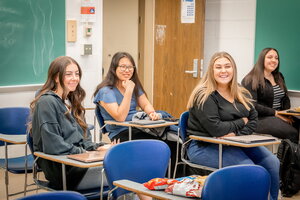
[181,0,195,23]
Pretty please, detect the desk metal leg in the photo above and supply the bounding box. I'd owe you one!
[218,144,222,169]
[94,115,97,142]
[5,142,9,200]
[62,164,67,190]
[24,144,28,196]
[129,127,132,141]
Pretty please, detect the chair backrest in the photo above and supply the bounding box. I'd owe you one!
[178,111,189,142]
[17,191,87,200]
[103,140,171,199]
[201,165,271,200]
[95,105,108,134]
[0,107,30,146]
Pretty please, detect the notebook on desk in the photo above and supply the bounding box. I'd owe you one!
[67,151,105,163]
[223,135,277,144]
[129,119,166,125]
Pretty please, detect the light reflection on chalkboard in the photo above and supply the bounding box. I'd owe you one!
[29,0,54,76]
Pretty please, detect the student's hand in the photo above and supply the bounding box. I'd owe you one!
[149,111,160,120]
[96,139,120,151]
[97,144,111,151]
[122,80,135,92]
[242,117,248,124]
[275,111,294,124]
[216,132,236,139]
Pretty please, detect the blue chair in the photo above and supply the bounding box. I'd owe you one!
[172,111,217,178]
[0,107,34,199]
[103,140,171,200]
[26,132,109,200]
[17,191,87,200]
[201,165,271,200]
[95,106,108,142]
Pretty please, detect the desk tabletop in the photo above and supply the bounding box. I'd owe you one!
[105,120,178,128]
[0,133,27,144]
[189,135,281,147]
[34,152,103,168]
[113,180,198,200]
[277,110,300,117]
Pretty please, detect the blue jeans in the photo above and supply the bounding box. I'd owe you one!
[187,140,280,200]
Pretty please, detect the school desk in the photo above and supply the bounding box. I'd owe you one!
[189,135,281,169]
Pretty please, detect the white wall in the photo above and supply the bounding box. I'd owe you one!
[203,0,256,83]
[0,0,299,110]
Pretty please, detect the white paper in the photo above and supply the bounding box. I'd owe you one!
[181,0,195,23]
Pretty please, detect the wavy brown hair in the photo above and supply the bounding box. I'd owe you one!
[93,52,146,98]
[29,56,88,135]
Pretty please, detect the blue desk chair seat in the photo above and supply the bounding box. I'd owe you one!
[17,191,87,200]
[173,111,217,178]
[201,165,271,200]
[0,107,35,199]
[103,139,171,200]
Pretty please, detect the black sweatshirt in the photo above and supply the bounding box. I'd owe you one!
[187,91,257,138]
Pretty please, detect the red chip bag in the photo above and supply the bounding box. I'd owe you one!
[143,178,178,190]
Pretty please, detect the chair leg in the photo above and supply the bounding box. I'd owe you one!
[5,142,9,200]
[24,144,28,196]
[168,159,171,178]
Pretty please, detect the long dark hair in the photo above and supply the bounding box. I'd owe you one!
[29,56,87,134]
[93,52,146,98]
[243,47,286,91]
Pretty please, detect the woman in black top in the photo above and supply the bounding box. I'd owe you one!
[242,48,298,143]
[186,52,279,200]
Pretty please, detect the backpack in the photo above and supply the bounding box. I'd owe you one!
[277,139,300,197]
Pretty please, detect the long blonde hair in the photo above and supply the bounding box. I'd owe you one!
[187,52,253,110]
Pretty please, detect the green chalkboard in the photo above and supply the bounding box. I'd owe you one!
[255,0,300,91]
[0,0,65,87]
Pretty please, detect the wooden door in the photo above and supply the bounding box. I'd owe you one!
[154,0,205,117]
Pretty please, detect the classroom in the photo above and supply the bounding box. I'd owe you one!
[1,0,300,199]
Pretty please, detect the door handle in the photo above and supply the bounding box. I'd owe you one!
[185,59,198,78]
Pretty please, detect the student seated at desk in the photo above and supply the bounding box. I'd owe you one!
[93,52,161,142]
[186,52,280,200]
[29,56,112,190]
[242,48,299,143]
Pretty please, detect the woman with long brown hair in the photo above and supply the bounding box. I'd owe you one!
[93,52,161,142]
[242,48,298,143]
[29,56,111,190]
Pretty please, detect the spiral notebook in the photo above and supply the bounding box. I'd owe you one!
[223,135,277,144]
[67,151,106,163]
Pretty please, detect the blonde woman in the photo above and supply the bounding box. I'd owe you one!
[186,52,279,200]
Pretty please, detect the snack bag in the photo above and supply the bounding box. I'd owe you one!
[165,176,207,198]
[143,178,178,190]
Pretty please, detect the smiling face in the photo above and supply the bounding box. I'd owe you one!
[264,49,279,73]
[116,57,134,81]
[213,57,233,88]
[56,63,80,96]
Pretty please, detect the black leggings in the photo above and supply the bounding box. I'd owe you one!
[256,116,299,143]
[111,127,160,142]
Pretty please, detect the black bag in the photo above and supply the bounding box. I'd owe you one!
[277,139,300,197]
